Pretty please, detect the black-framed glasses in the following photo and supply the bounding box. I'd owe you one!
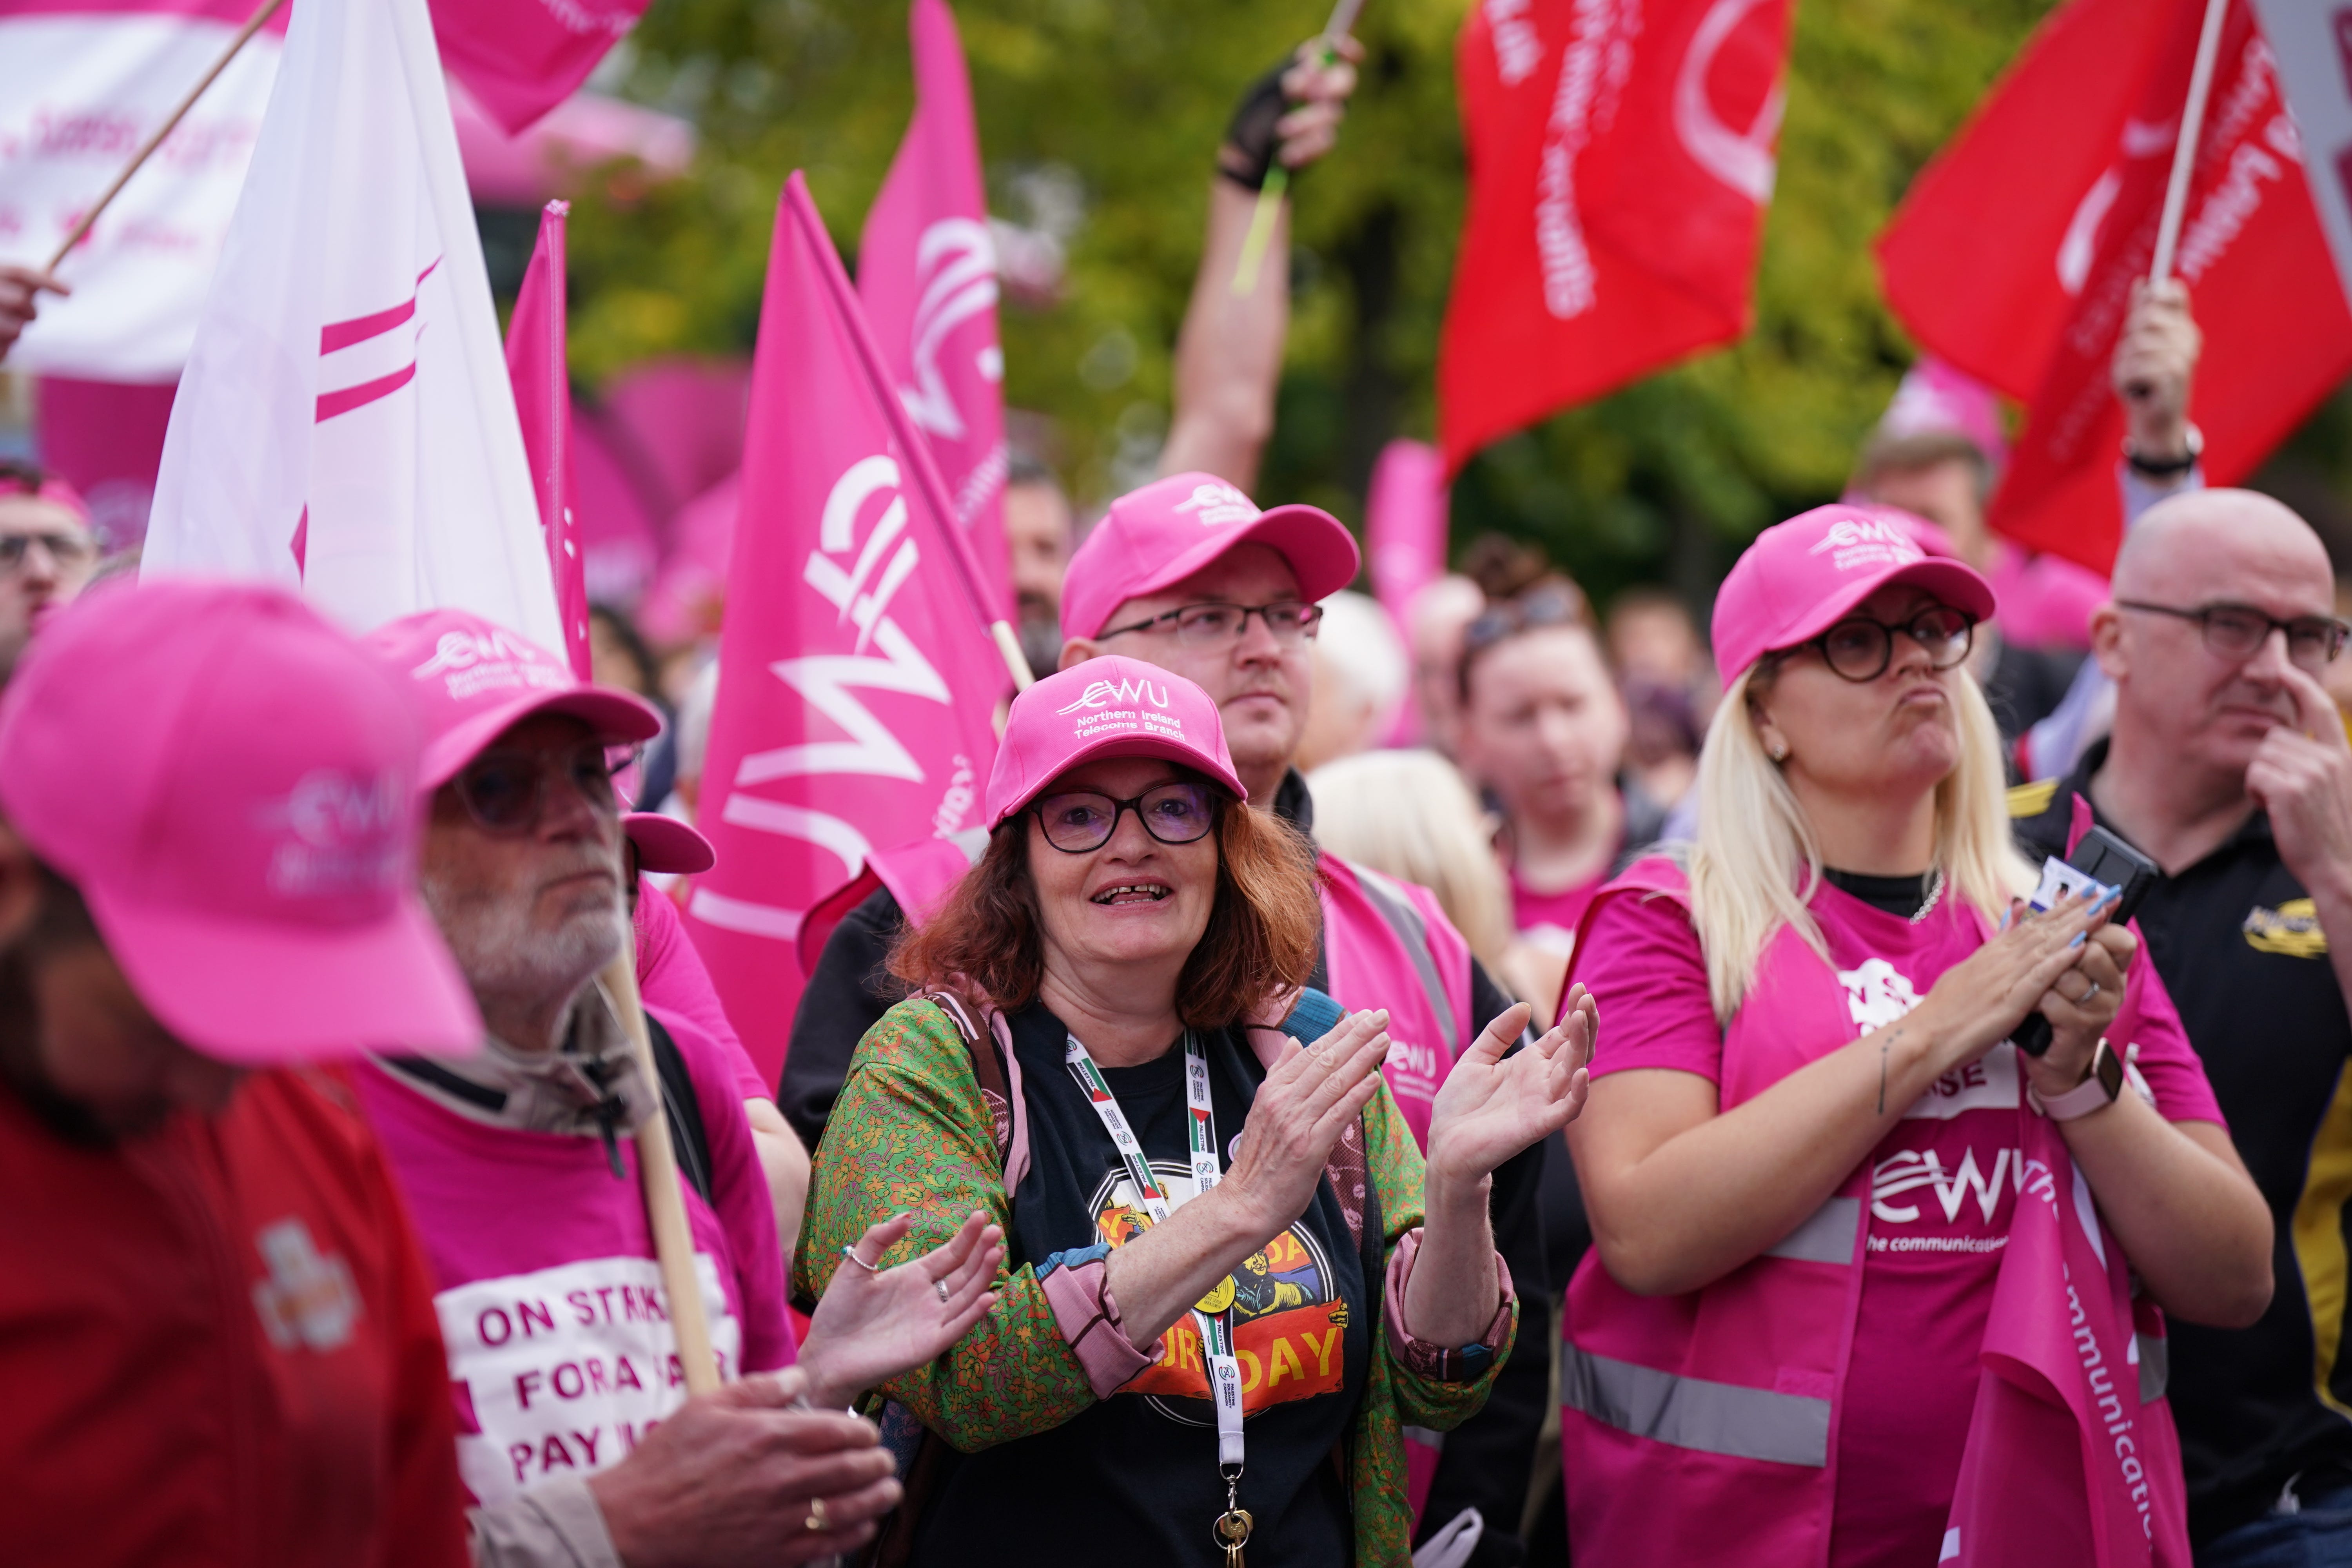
[1792,605,1976,683]
[453,742,624,835]
[2115,599,2349,669]
[1033,782,1217,853]
[1098,600,1322,648]
[0,530,97,576]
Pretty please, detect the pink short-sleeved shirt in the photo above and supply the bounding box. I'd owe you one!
[1577,875,2223,1567]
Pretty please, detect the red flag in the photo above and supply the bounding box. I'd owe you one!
[1878,0,2352,574]
[503,199,592,679]
[1437,0,1793,473]
[857,0,1013,620]
[684,172,1010,1084]
[429,0,650,136]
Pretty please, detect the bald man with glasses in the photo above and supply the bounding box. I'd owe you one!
[2012,488,2352,1564]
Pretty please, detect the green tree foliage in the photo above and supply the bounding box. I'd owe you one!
[569,0,2060,609]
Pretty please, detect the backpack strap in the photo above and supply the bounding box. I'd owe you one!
[920,989,1022,1185]
[645,1014,715,1209]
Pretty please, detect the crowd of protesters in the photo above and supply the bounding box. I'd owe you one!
[12,24,2352,1568]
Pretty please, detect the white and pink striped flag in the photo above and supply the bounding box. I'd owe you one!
[688,172,1010,1085]
[857,0,1012,620]
[143,0,562,651]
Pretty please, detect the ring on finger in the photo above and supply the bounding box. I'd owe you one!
[805,1495,829,1532]
[2076,979,2102,1005]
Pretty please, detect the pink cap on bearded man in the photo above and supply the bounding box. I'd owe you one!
[1059,471,1362,644]
[365,608,664,787]
[0,580,482,1063]
[985,656,1246,827]
[1710,503,1997,685]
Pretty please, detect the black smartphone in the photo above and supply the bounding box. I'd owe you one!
[2012,826,2158,1058]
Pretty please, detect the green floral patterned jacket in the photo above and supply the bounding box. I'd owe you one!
[797,996,1514,1568]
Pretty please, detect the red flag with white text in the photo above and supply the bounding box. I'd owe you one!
[1437,0,1793,472]
[1877,0,2352,574]
[857,0,1013,620]
[504,199,593,678]
[686,172,1009,1084]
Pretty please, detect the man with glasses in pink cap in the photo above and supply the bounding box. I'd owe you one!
[358,609,1004,1568]
[0,459,101,688]
[0,579,484,1567]
[786,470,1557,1562]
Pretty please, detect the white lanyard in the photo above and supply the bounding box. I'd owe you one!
[1064,1032,1245,1470]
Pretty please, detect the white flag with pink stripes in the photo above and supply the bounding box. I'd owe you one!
[143,0,559,650]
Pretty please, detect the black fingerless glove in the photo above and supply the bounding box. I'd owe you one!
[1218,58,1293,191]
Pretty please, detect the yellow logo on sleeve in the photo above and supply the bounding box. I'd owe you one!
[2245,899,2330,958]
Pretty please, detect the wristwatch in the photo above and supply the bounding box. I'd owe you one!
[2123,423,2202,478]
[2030,1038,2128,1122]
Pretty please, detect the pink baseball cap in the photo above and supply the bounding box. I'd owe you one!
[366,608,662,789]
[1060,471,1362,643]
[984,656,1246,827]
[1711,504,1997,684]
[0,580,481,1064]
[625,813,715,875]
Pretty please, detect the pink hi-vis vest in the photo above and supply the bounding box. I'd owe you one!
[1558,861,2188,1568]
[797,835,1475,1153]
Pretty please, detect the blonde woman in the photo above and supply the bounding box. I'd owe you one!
[1306,746,1566,1021]
[1559,507,2270,1566]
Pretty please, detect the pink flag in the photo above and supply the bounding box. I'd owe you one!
[1365,439,1450,626]
[686,172,1010,1084]
[504,200,592,679]
[429,0,651,137]
[857,0,1013,620]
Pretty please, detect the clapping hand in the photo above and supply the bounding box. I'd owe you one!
[1425,992,1596,1191]
[797,1210,1004,1411]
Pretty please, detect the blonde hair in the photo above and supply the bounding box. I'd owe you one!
[1686,659,2034,1022]
[1305,748,1515,971]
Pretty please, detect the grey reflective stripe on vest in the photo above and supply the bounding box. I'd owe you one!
[1763,1196,1860,1264]
[2138,1334,2167,1403]
[1560,1343,1831,1468]
[1348,863,1461,1047]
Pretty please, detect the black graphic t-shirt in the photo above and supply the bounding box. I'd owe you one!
[911,1003,1370,1566]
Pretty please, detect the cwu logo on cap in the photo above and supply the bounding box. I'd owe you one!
[1172,481,1259,528]
[1056,676,1172,715]
[254,769,408,899]
[411,628,569,703]
[1808,515,1924,574]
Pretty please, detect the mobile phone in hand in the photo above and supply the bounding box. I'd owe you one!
[2013,826,2158,1058]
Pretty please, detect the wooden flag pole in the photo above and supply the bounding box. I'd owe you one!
[1230,0,1368,295]
[44,0,287,276]
[2149,0,2232,283]
[601,938,724,1397]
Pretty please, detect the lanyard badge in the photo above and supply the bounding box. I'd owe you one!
[1066,1033,1254,1563]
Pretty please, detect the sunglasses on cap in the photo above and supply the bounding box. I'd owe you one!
[1461,580,1592,659]
[1032,782,1218,854]
[452,741,633,835]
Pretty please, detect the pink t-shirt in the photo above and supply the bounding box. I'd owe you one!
[1510,864,1611,958]
[636,881,771,1103]
[354,1010,793,1510]
[1577,877,2221,1567]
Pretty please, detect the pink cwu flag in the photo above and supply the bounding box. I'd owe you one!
[857,0,1013,620]
[430,0,651,136]
[504,199,593,678]
[687,172,1011,1084]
